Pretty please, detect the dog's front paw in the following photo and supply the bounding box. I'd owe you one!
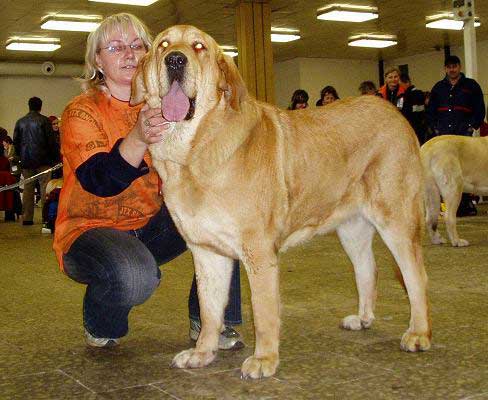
[170,348,217,369]
[341,315,374,330]
[452,238,469,247]
[241,354,279,379]
[400,331,431,352]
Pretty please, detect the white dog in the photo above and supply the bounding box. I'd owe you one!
[421,135,488,246]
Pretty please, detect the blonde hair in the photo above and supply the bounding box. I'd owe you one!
[80,13,152,93]
[384,66,400,78]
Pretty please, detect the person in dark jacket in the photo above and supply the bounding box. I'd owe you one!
[426,55,486,217]
[13,96,56,225]
[400,73,428,145]
[426,55,485,136]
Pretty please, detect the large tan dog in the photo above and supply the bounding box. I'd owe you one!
[131,25,431,379]
[421,135,488,246]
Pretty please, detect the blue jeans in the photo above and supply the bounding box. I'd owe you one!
[63,205,242,339]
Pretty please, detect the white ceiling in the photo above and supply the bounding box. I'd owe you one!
[2,0,488,64]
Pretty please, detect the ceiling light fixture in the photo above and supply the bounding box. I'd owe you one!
[271,28,301,43]
[6,37,61,52]
[220,46,238,58]
[317,4,378,22]
[41,14,102,32]
[88,0,159,5]
[426,14,480,30]
[348,34,397,48]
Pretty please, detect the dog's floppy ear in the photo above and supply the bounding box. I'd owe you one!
[218,53,247,111]
[130,52,161,108]
[130,54,148,106]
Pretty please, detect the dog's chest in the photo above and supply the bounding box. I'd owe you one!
[163,184,238,257]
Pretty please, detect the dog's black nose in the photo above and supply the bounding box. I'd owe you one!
[165,51,187,70]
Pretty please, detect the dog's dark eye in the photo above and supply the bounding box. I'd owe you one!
[193,42,206,52]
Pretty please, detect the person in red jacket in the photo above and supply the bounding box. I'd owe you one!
[377,67,406,112]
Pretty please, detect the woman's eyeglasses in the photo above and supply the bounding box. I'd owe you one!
[99,42,146,55]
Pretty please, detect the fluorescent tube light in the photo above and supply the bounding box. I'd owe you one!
[426,14,480,30]
[348,35,397,48]
[88,0,159,5]
[6,38,61,52]
[41,15,102,32]
[271,28,301,43]
[220,46,238,58]
[317,4,378,22]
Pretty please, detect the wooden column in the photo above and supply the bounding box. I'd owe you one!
[236,0,274,103]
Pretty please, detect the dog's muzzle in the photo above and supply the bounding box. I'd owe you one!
[165,51,187,83]
[161,50,195,122]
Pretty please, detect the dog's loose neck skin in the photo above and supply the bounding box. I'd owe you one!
[150,92,258,178]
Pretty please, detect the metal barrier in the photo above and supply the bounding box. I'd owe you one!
[0,163,63,193]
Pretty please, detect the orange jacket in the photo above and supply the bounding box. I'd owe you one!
[53,90,163,270]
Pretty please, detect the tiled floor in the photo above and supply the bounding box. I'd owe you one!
[1,205,487,399]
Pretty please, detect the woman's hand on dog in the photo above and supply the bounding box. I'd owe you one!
[136,104,171,145]
[119,104,171,168]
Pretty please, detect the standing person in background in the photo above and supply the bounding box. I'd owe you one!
[48,115,61,147]
[426,55,485,217]
[53,13,244,350]
[287,89,309,110]
[358,81,377,95]
[2,136,20,176]
[377,67,406,111]
[48,115,63,179]
[399,73,428,145]
[316,86,339,106]
[13,96,56,226]
[426,55,485,136]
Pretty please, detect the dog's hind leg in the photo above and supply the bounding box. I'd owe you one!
[424,172,447,245]
[438,171,469,247]
[171,246,233,369]
[375,209,431,352]
[337,215,377,330]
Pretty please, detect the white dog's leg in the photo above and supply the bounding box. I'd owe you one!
[424,174,447,245]
[376,223,431,352]
[240,247,280,379]
[171,246,233,369]
[337,216,377,330]
[442,182,469,247]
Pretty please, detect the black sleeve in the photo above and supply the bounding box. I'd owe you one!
[425,85,439,131]
[470,82,486,129]
[75,138,150,197]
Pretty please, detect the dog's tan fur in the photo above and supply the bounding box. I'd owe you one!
[131,25,431,379]
[421,135,488,246]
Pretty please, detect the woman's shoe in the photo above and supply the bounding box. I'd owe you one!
[189,319,244,350]
[84,329,120,348]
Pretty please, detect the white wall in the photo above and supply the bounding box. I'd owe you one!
[274,57,377,109]
[0,76,82,135]
[274,59,301,109]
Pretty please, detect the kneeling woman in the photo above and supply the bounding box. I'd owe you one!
[53,13,243,349]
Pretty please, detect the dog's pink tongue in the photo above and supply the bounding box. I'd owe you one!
[161,81,190,122]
